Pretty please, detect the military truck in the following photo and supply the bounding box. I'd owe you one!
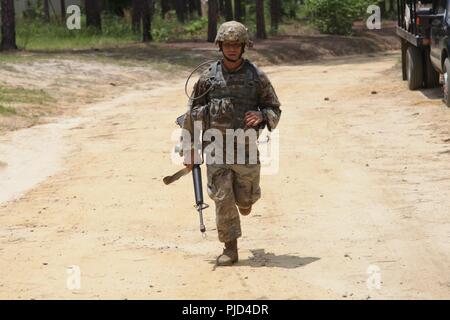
[397,0,450,106]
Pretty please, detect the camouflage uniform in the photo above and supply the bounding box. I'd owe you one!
[182,21,281,244]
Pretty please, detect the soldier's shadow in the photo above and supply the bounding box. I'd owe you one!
[236,249,320,269]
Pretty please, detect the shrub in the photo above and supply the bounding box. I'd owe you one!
[304,0,372,35]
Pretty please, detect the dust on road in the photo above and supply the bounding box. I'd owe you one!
[0,52,449,299]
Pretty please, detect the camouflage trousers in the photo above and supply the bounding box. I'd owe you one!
[206,163,261,243]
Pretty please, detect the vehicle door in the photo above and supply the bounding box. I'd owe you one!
[430,0,447,69]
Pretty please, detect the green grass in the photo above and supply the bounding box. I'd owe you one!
[15,12,210,51]
[16,14,140,51]
[0,105,17,116]
[0,51,58,63]
[0,87,54,105]
[0,54,30,63]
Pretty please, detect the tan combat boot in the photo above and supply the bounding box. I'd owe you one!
[238,206,252,216]
[216,239,239,266]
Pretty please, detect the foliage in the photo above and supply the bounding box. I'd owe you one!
[304,0,373,35]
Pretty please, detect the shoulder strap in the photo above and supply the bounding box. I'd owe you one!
[208,60,218,79]
[244,60,262,82]
[208,60,225,87]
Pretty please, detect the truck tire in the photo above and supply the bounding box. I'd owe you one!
[443,58,450,107]
[401,40,407,81]
[424,53,440,88]
[406,46,424,90]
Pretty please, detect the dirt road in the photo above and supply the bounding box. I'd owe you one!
[0,52,449,299]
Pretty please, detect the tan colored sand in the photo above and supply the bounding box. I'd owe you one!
[0,52,449,299]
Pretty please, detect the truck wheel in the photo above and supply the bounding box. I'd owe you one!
[406,46,424,90]
[401,40,407,81]
[424,54,440,88]
[443,59,450,107]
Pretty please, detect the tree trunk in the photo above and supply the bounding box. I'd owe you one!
[1,0,17,51]
[161,0,171,19]
[380,0,395,17]
[142,0,153,42]
[256,0,266,39]
[105,0,125,17]
[175,0,185,22]
[270,0,280,32]
[207,0,218,42]
[43,0,50,22]
[132,0,141,33]
[234,0,243,22]
[187,0,197,19]
[201,0,208,17]
[60,0,67,20]
[196,0,202,17]
[218,0,224,17]
[85,0,102,30]
[224,0,233,21]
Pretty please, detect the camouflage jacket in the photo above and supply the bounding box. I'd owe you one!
[182,59,281,163]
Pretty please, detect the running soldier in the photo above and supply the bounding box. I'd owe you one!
[182,21,282,266]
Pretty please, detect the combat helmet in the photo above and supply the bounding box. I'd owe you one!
[215,21,252,48]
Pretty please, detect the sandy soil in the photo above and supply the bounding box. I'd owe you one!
[0,55,178,132]
[0,51,449,300]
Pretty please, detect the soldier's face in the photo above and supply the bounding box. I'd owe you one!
[222,41,243,61]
